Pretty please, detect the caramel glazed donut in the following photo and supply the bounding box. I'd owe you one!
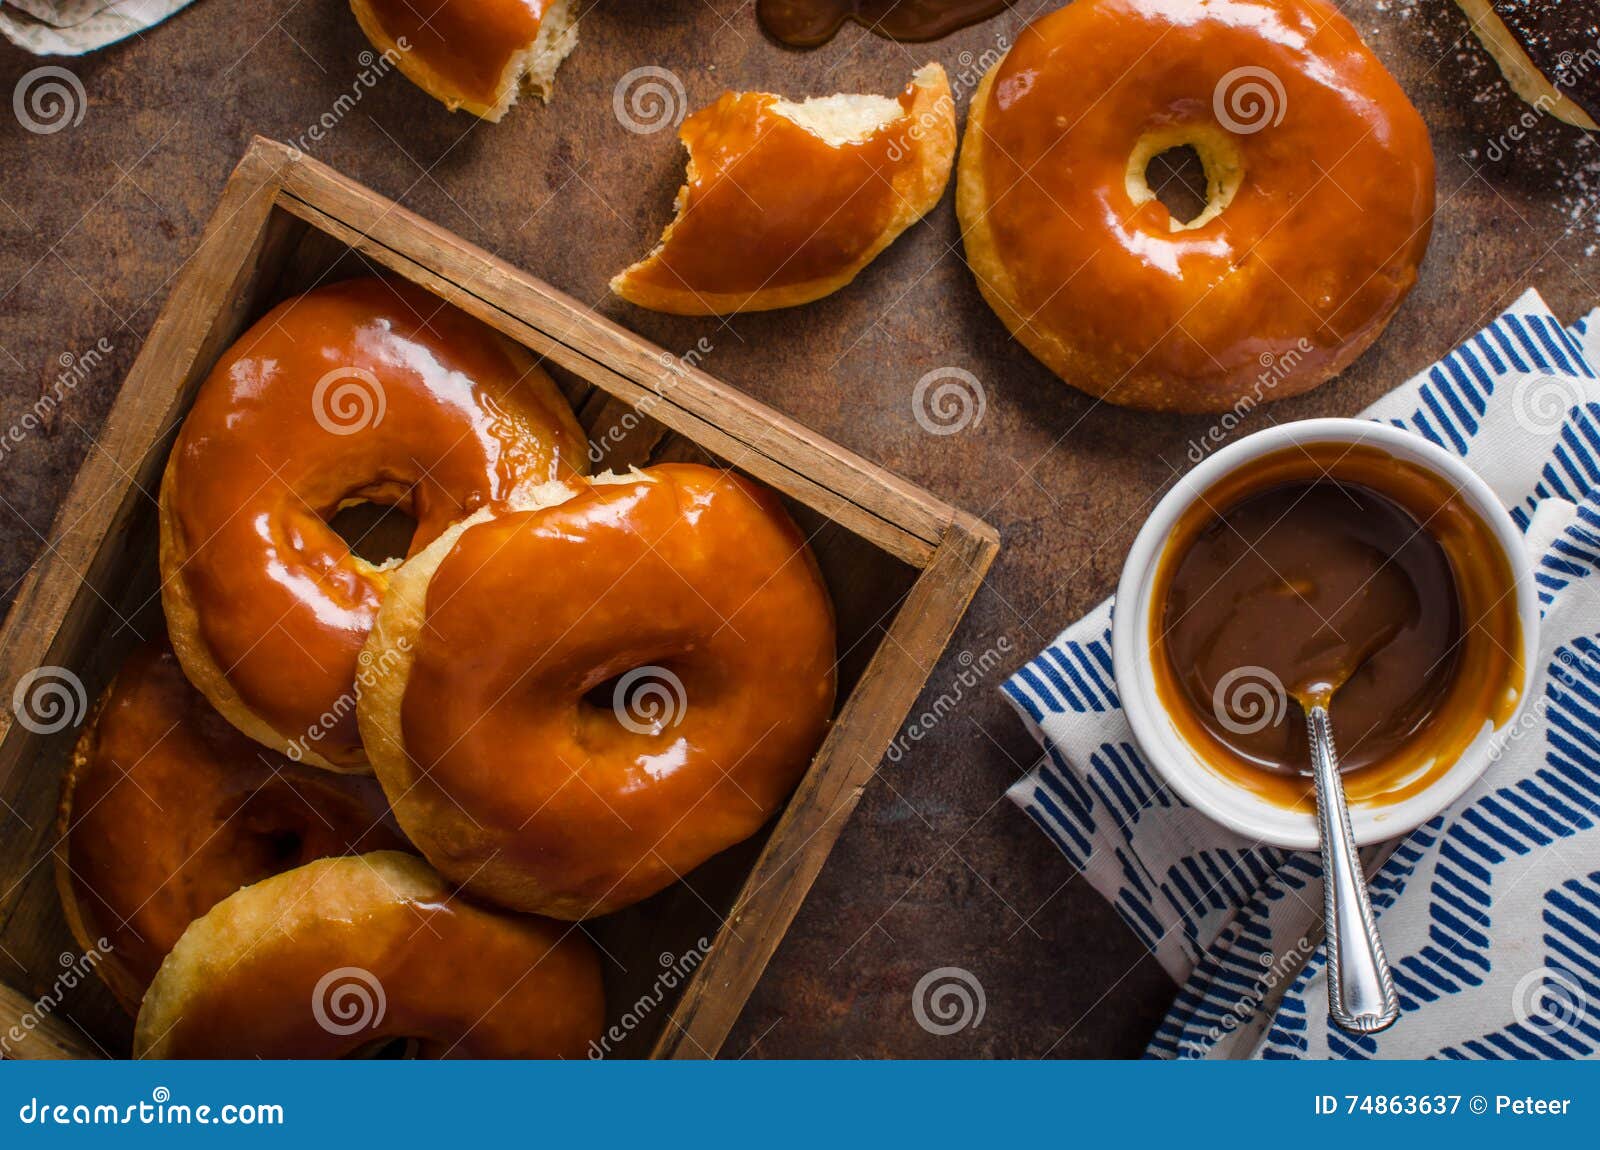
[55,641,406,1011]
[358,464,838,919]
[134,853,605,1058]
[159,277,587,772]
[957,0,1436,413]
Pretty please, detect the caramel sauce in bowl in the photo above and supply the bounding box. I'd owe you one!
[1113,419,1538,849]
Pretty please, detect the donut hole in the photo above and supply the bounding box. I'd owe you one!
[581,672,628,712]
[262,828,305,867]
[229,790,311,869]
[329,499,419,569]
[581,663,688,736]
[1145,145,1209,224]
[1125,125,1243,233]
[351,1036,421,1059]
[225,820,308,879]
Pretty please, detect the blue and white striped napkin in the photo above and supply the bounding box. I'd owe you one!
[1004,289,1600,1058]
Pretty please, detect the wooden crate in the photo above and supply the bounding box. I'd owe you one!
[0,137,998,1060]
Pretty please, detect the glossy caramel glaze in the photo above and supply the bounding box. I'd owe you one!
[959,0,1435,412]
[389,465,837,918]
[625,84,921,297]
[55,642,404,1011]
[134,853,604,1058]
[758,0,1009,47]
[160,277,584,768]
[355,0,548,109]
[1162,480,1461,775]
[1150,444,1524,811]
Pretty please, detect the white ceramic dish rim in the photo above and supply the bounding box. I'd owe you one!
[1111,418,1541,850]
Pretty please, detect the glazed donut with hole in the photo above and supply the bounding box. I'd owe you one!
[55,641,406,1011]
[957,0,1435,412]
[159,276,586,771]
[358,464,837,919]
[134,852,605,1059]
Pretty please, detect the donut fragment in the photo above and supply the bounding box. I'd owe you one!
[612,64,956,315]
[349,0,579,120]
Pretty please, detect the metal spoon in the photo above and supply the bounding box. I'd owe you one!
[1298,685,1400,1035]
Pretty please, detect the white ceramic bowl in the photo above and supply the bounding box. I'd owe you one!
[1112,418,1540,849]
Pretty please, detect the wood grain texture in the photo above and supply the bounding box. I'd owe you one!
[0,147,294,934]
[0,982,100,1060]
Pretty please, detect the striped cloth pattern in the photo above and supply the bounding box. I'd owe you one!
[1003,289,1600,1058]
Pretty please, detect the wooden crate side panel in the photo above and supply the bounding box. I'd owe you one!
[0,152,299,937]
[0,980,101,1060]
[265,146,955,565]
[654,523,999,1057]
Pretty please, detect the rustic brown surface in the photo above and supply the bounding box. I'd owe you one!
[1,0,1597,1058]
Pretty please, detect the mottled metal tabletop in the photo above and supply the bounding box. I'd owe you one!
[2,0,1596,1057]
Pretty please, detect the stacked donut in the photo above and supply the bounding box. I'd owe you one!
[57,277,838,1058]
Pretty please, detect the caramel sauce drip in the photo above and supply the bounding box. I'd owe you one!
[757,0,1010,47]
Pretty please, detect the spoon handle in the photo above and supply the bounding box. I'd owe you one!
[1308,704,1400,1035]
